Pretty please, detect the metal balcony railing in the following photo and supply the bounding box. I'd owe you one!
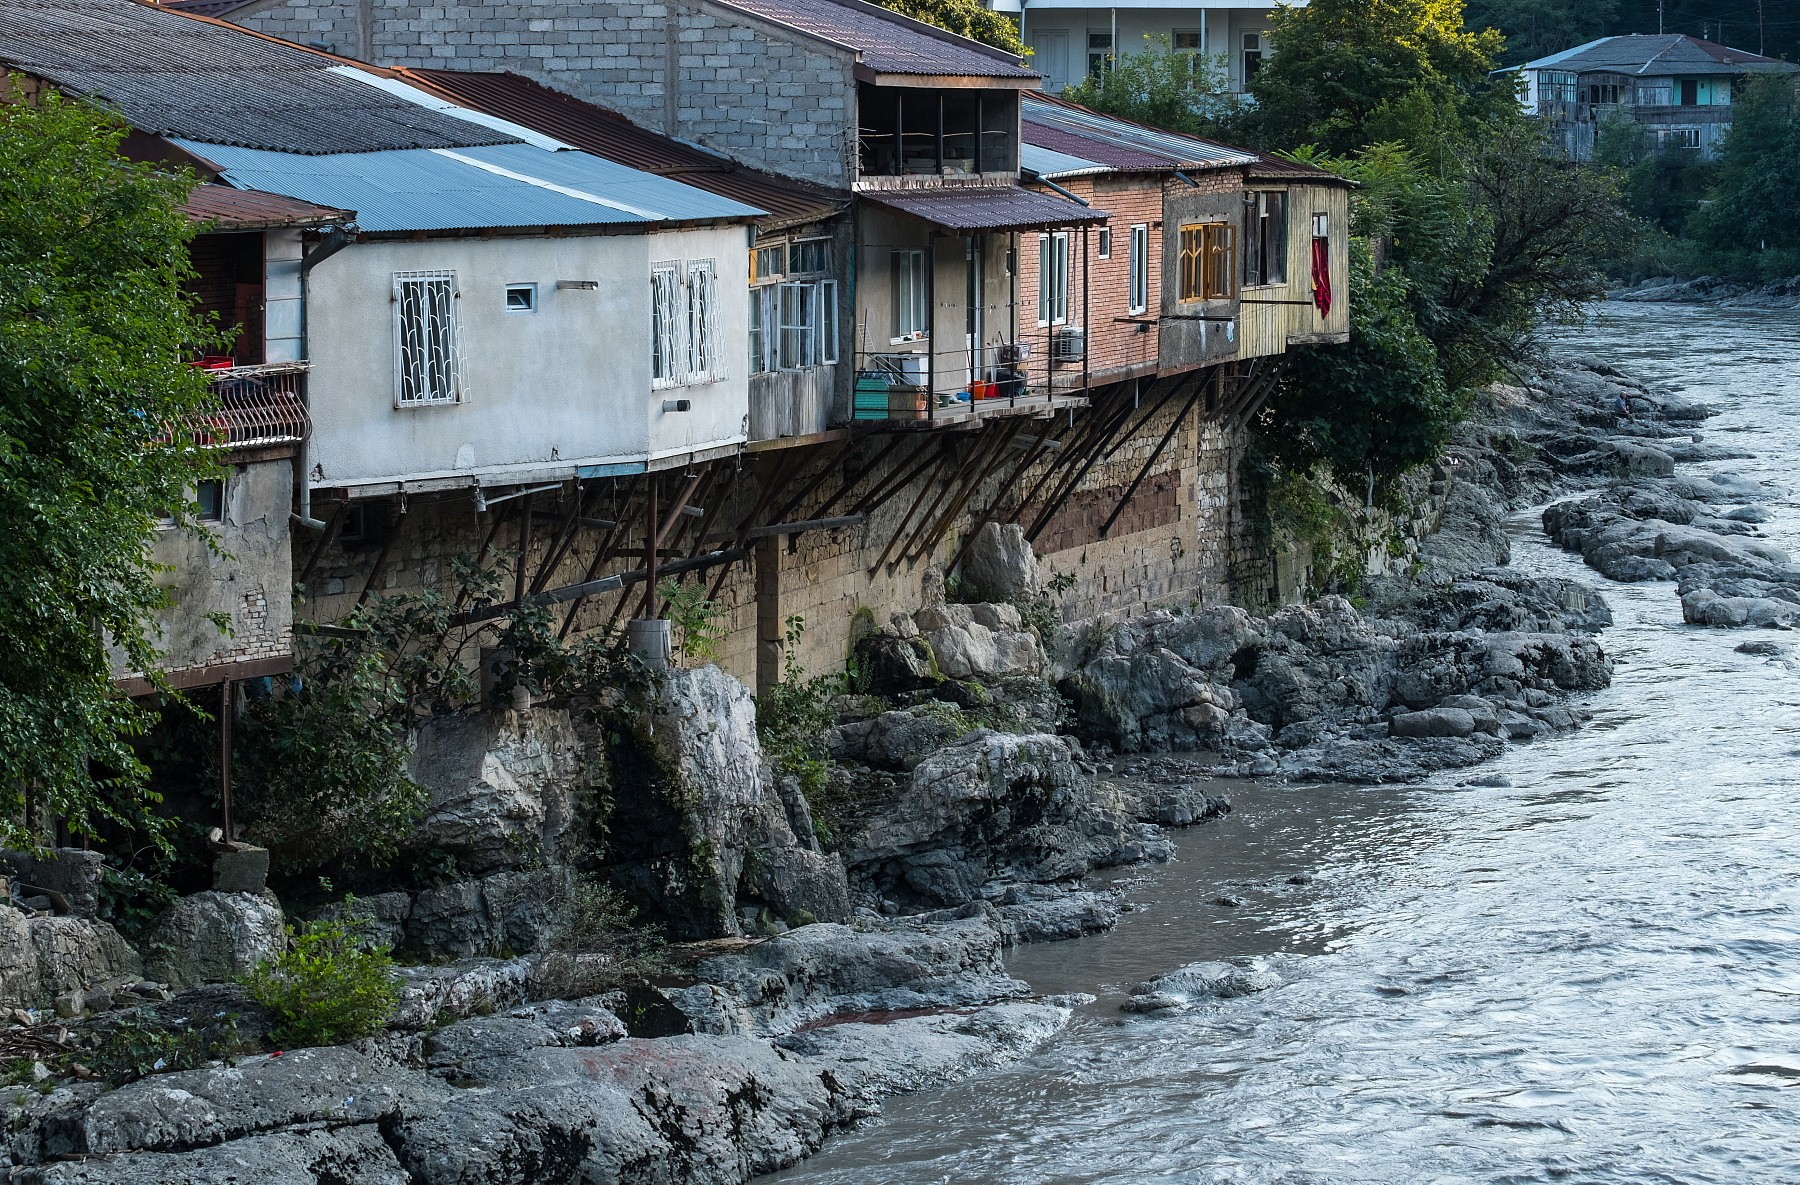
[162,362,311,450]
[851,337,1083,424]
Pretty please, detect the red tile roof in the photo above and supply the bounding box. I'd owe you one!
[398,69,846,230]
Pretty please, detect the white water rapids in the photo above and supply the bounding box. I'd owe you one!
[762,303,1800,1184]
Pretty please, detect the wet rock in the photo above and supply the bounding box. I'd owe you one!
[1736,639,1788,657]
[140,891,283,991]
[18,1125,412,1185]
[775,1001,1068,1101]
[1390,707,1476,739]
[992,886,1119,944]
[1121,961,1279,1012]
[407,708,586,876]
[844,730,1166,908]
[959,521,1042,604]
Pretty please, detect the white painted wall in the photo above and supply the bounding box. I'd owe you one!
[303,224,751,491]
[1021,4,1285,93]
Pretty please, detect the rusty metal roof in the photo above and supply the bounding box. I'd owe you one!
[863,184,1105,232]
[181,182,352,228]
[1519,33,1800,77]
[0,0,520,154]
[398,69,846,230]
[714,0,1037,79]
[1021,94,1256,175]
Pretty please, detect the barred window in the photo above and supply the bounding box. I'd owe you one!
[1179,222,1235,302]
[393,271,461,406]
[651,263,683,387]
[687,259,722,382]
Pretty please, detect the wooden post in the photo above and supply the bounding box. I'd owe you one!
[219,677,234,843]
[512,492,534,606]
[643,475,659,618]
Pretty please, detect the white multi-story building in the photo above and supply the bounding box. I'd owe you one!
[998,1,1299,94]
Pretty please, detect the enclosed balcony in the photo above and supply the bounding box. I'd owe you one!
[857,83,1019,179]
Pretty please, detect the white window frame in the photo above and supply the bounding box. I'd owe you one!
[893,249,927,341]
[504,282,537,314]
[749,283,776,374]
[686,259,722,384]
[1037,231,1069,327]
[1097,226,1112,259]
[393,270,462,407]
[817,278,839,364]
[1128,223,1149,315]
[651,262,684,389]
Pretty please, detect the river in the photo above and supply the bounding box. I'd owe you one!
[763,303,1800,1184]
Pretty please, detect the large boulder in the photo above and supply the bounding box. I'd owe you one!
[604,666,850,939]
[141,891,285,989]
[0,906,141,1012]
[844,730,1165,907]
[913,602,1043,681]
[958,522,1041,604]
[2,848,105,918]
[408,707,586,875]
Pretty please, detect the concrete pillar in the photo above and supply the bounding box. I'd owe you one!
[755,535,784,696]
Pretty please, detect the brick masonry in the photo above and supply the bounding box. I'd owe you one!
[231,0,857,188]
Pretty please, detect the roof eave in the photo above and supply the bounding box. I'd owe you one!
[856,65,1040,88]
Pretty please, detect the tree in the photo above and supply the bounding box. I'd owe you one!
[1245,0,1512,157]
[1063,36,1243,140]
[873,0,1024,55]
[1464,0,1617,62]
[1690,72,1800,257]
[0,85,220,848]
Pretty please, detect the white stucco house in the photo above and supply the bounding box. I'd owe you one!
[1002,0,1303,94]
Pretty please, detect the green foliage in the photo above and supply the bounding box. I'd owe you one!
[1691,73,1800,259]
[657,577,725,663]
[0,85,225,848]
[79,1015,252,1086]
[543,873,673,987]
[1245,0,1512,158]
[753,616,844,833]
[245,910,399,1048]
[1063,36,1243,140]
[1259,250,1462,502]
[871,0,1024,54]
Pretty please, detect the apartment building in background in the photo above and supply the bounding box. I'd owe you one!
[1002,0,1300,94]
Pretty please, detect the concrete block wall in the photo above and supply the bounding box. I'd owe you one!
[230,0,857,188]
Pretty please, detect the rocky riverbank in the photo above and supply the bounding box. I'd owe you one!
[0,350,1688,1185]
[1611,274,1800,310]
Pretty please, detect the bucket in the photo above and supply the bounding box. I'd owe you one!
[627,618,673,669]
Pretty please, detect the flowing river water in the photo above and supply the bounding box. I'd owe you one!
[764,303,1800,1184]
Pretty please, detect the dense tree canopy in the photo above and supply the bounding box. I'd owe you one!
[0,86,219,846]
[873,0,1025,55]
[1246,0,1512,157]
[1689,72,1800,257]
[1469,0,1796,63]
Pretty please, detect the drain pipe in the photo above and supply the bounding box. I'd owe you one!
[292,225,354,530]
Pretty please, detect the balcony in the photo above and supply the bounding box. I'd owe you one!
[163,362,311,453]
[850,339,1087,426]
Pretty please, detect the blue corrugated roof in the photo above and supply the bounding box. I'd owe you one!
[1021,142,1108,179]
[173,139,764,233]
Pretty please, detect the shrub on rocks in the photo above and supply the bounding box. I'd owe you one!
[243,911,398,1048]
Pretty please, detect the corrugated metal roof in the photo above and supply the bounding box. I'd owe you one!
[177,139,764,233]
[1020,142,1109,179]
[0,0,520,154]
[714,0,1037,79]
[1519,33,1799,76]
[400,69,847,229]
[1021,95,1257,173]
[864,184,1104,231]
[181,182,352,228]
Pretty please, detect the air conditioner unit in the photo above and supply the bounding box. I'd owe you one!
[1052,327,1086,362]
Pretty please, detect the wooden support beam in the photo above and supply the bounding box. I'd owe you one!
[708,513,868,543]
[705,449,807,600]
[511,492,535,606]
[906,421,1023,566]
[454,548,748,626]
[867,438,956,574]
[454,503,510,611]
[355,502,407,606]
[770,436,857,525]
[296,500,345,595]
[529,481,589,597]
[811,434,904,521]
[556,480,642,640]
[947,415,1062,576]
[851,438,941,517]
[1098,380,1205,540]
[641,475,660,618]
[1024,394,1140,544]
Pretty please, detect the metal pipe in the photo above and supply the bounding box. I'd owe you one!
[1033,176,1089,206]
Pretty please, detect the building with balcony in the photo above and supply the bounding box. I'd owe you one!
[1007,0,1300,95]
[1510,34,1799,161]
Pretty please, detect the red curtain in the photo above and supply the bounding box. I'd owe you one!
[1310,236,1332,318]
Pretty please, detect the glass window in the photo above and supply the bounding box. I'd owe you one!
[1097,226,1112,259]
[504,283,536,313]
[893,250,927,339]
[1173,29,1202,52]
[818,279,839,364]
[787,237,830,275]
[1179,223,1235,301]
[393,271,460,406]
[749,285,773,374]
[651,262,683,387]
[196,478,225,523]
[1037,232,1069,325]
[686,260,720,382]
[1244,191,1287,286]
[1242,32,1263,81]
[752,245,784,283]
[1087,31,1113,79]
[1128,223,1149,315]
